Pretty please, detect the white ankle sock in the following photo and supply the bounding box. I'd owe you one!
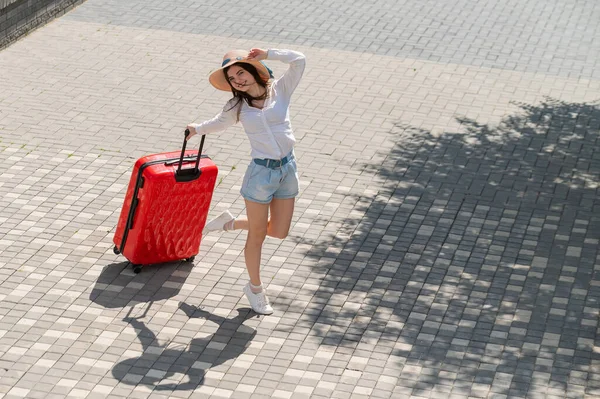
[223,219,236,231]
[250,283,263,294]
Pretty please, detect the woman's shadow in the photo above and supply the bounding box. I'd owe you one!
[112,303,256,391]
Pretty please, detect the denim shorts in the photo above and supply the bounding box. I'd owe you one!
[240,154,299,204]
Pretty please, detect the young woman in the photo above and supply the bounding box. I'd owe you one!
[186,48,306,315]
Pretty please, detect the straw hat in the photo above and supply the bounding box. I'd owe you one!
[208,50,274,92]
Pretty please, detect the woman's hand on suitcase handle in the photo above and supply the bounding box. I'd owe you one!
[185,125,197,141]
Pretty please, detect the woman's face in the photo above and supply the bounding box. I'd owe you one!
[226,64,256,92]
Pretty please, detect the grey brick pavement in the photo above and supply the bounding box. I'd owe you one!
[64,0,600,80]
[0,0,599,398]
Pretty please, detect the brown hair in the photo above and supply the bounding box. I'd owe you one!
[224,62,269,122]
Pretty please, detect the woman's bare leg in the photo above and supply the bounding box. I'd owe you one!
[234,198,295,239]
[243,199,269,286]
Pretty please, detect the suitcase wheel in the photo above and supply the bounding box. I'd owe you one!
[113,246,120,255]
[185,256,196,263]
[132,264,142,274]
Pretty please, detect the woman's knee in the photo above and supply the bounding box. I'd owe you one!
[268,227,289,239]
[246,229,267,246]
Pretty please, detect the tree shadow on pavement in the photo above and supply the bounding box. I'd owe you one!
[112,304,256,391]
[291,98,600,397]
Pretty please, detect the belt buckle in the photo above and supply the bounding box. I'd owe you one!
[268,159,281,169]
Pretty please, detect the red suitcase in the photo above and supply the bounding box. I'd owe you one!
[113,132,217,273]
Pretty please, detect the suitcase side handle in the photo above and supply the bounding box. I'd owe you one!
[175,129,205,182]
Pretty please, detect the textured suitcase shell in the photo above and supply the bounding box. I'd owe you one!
[113,150,218,267]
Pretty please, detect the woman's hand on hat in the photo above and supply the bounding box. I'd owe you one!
[185,125,197,141]
[248,48,267,61]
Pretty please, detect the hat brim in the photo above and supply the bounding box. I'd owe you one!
[208,59,272,92]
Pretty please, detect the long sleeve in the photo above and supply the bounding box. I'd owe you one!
[190,100,237,135]
[267,49,306,98]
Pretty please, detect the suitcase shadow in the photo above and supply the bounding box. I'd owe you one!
[89,260,190,308]
[112,304,256,391]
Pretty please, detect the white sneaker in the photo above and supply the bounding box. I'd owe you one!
[203,210,234,234]
[243,284,274,315]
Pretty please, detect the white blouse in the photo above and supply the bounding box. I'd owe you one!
[190,49,306,160]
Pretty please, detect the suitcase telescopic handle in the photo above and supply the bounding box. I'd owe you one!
[175,129,205,182]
